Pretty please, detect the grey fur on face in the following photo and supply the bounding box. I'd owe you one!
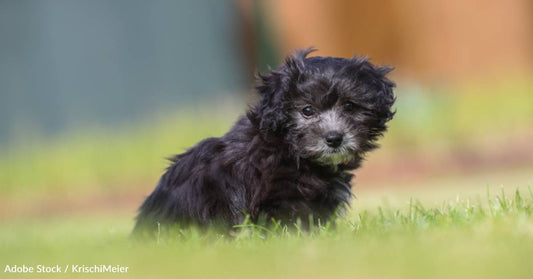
[290,105,359,167]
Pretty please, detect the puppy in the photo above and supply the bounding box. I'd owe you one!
[133,48,395,235]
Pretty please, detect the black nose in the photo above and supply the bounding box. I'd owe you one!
[325,132,343,148]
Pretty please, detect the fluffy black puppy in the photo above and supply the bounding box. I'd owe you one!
[133,48,395,235]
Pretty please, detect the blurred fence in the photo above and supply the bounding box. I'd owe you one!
[0,0,246,143]
[263,0,532,82]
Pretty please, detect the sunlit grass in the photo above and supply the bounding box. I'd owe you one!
[0,108,240,198]
[1,188,532,279]
[384,78,533,148]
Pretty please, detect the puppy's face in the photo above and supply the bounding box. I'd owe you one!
[255,49,395,168]
[289,82,369,166]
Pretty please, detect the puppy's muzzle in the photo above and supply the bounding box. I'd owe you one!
[325,131,343,148]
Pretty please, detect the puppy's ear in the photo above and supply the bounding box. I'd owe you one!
[374,66,396,122]
[255,48,316,134]
[255,69,287,133]
[343,59,396,135]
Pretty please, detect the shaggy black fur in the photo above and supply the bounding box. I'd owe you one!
[133,48,395,235]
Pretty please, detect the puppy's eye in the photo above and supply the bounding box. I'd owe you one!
[343,101,356,112]
[301,106,315,117]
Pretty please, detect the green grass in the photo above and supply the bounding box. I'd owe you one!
[384,78,533,148]
[0,107,240,199]
[1,187,532,279]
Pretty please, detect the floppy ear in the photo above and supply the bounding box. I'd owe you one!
[255,48,315,134]
[341,60,396,115]
[374,66,396,122]
[255,70,287,133]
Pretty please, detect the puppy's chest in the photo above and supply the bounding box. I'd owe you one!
[262,168,351,201]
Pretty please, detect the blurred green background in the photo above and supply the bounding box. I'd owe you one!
[1,1,532,279]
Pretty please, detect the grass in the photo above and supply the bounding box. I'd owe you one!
[0,107,240,199]
[384,78,533,148]
[1,187,532,279]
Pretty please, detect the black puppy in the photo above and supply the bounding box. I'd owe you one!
[133,48,395,235]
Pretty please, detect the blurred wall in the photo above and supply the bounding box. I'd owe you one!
[0,0,245,143]
[265,0,532,82]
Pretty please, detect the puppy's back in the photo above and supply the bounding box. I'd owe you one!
[132,137,238,236]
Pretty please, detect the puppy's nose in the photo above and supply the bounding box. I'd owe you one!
[325,132,343,148]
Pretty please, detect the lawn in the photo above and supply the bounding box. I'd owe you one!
[1,186,532,279]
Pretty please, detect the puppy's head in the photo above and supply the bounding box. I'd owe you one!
[253,48,395,168]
